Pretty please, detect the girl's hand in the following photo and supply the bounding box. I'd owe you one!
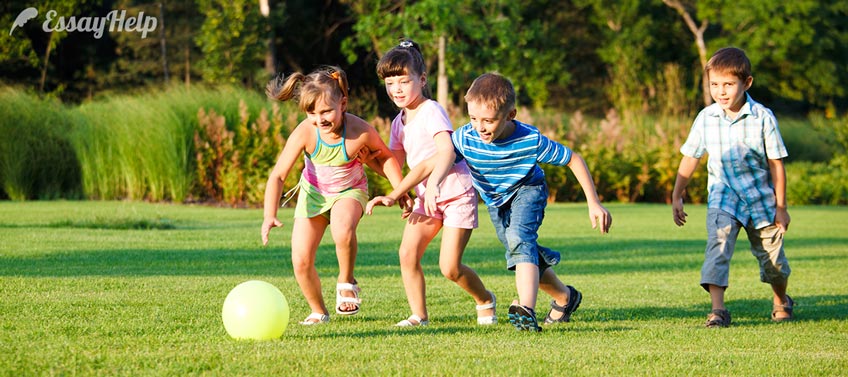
[261,217,283,246]
[366,196,396,215]
[355,146,380,164]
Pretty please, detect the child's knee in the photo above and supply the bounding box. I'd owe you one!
[439,263,461,281]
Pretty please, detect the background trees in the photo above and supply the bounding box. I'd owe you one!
[1,0,844,116]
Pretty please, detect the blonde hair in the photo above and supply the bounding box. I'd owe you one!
[464,73,515,116]
[266,66,349,112]
[376,39,431,98]
[705,47,752,81]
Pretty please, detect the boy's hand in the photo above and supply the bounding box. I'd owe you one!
[261,217,283,246]
[775,207,791,235]
[588,203,612,234]
[366,196,396,215]
[672,198,687,226]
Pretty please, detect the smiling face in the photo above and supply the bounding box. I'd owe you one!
[383,73,426,110]
[467,100,517,143]
[306,94,346,135]
[708,69,753,119]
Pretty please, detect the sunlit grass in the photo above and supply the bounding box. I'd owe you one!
[0,201,846,375]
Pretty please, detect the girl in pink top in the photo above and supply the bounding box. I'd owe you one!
[367,40,496,327]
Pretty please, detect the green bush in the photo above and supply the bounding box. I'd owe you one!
[0,88,83,200]
[786,156,848,205]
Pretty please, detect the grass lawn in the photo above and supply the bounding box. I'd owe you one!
[1,201,846,375]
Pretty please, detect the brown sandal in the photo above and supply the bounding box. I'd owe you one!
[705,309,731,328]
[772,296,794,322]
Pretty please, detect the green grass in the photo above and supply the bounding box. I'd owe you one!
[0,201,846,375]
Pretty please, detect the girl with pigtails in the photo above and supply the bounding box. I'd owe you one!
[261,66,408,325]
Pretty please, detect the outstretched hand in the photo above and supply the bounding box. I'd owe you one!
[588,203,612,234]
[261,217,283,246]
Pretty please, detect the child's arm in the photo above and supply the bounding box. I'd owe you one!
[365,156,435,215]
[671,155,700,227]
[566,152,612,234]
[261,125,308,245]
[768,158,790,234]
[422,132,458,215]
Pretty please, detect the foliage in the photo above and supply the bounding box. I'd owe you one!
[194,0,268,86]
[0,87,83,200]
[701,0,848,111]
[193,100,293,206]
[1,201,847,374]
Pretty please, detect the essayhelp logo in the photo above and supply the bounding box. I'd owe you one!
[9,7,158,39]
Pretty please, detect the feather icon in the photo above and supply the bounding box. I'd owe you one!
[10,7,38,36]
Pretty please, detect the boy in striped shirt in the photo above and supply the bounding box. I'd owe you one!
[424,73,612,331]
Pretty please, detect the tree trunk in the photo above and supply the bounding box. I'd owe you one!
[159,3,170,83]
[437,35,448,110]
[39,32,54,93]
[662,0,711,106]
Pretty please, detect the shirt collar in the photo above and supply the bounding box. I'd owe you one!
[706,93,754,120]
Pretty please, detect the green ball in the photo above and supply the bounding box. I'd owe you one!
[222,280,289,340]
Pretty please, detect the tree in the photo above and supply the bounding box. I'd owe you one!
[662,0,710,107]
[195,0,267,86]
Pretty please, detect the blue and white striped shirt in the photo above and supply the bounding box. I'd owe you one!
[452,120,572,207]
[680,94,788,229]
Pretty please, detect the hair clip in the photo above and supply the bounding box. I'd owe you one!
[399,40,413,48]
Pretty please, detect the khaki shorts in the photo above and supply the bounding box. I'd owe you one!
[700,208,790,291]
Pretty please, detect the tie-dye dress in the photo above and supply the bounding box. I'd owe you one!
[293,126,369,219]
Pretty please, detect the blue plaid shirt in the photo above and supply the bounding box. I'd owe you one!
[680,94,788,229]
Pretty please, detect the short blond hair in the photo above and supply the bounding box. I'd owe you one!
[464,73,515,116]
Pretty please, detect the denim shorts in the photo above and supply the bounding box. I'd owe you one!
[700,208,790,290]
[486,183,561,271]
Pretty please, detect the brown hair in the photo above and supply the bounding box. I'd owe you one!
[705,47,752,81]
[464,73,515,116]
[376,39,431,98]
[266,66,349,112]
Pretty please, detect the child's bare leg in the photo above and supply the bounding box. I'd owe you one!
[538,267,571,320]
[771,280,791,320]
[291,216,330,317]
[708,284,726,309]
[439,227,493,317]
[330,199,363,312]
[398,213,440,320]
[515,262,540,308]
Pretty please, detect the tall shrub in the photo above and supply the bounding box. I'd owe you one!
[0,88,83,200]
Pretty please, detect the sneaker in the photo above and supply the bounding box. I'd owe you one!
[508,304,542,332]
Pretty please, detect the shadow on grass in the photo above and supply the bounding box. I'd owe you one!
[2,235,847,278]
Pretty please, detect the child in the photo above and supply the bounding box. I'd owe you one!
[261,66,406,325]
[365,40,496,327]
[672,47,793,328]
[383,72,612,332]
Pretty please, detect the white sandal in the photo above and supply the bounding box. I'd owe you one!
[395,314,429,327]
[476,291,497,325]
[299,312,329,325]
[335,282,362,315]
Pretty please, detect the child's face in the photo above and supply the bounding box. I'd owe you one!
[306,95,346,134]
[467,100,517,143]
[383,73,425,110]
[708,70,753,117]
